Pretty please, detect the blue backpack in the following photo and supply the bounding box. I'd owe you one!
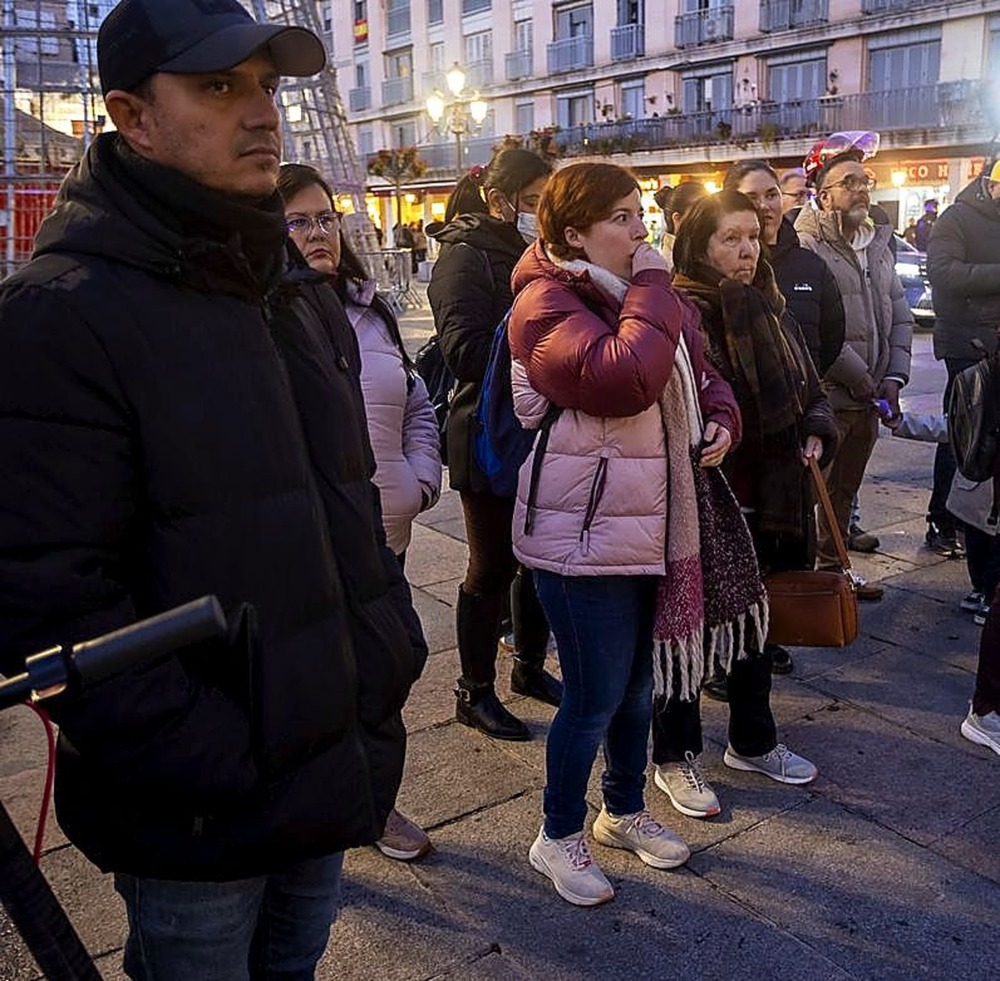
[473,311,560,497]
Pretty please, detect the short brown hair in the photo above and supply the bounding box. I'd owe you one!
[537,163,640,259]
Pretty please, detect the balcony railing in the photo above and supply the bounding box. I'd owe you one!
[466,60,493,89]
[547,35,594,74]
[675,5,734,48]
[386,5,410,39]
[416,135,497,172]
[422,69,447,95]
[381,75,414,107]
[862,0,935,11]
[348,86,372,112]
[550,82,981,157]
[461,0,491,12]
[505,49,532,81]
[760,0,828,32]
[428,0,443,23]
[611,23,644,61]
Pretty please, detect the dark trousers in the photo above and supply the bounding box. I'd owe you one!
[651,647,776,764]
[929,357,978,530]
[457,491,549,684]
[974,586,1000,716]
[964,526,1000,597]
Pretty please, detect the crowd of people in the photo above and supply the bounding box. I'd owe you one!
[1,0,999,975]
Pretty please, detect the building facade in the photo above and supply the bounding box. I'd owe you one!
[332,0,1000,233]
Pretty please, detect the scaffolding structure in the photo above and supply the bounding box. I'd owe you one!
[0,1,377,274]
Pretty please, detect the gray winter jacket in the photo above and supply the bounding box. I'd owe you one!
[794,206,912,412]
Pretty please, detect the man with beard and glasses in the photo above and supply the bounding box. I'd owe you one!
[795,137,913,601]
[0,1,427,977]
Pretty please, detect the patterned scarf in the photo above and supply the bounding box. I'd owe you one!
[549,254,768,701]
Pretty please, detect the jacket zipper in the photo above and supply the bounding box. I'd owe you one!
[579,456,609,553]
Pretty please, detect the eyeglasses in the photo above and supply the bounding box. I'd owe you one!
[286,211,341,236]
[782,190,809,203]
[823,176,876,193]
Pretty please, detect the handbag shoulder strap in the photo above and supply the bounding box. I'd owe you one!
[809,457,852,572]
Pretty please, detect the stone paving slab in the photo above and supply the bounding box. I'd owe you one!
[789,704,1000,847]
[699,796,996,980]
[928,803,1000,885]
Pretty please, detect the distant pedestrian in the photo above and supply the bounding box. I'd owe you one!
[914,198,938,252]
[903,217,918,246]
[510,162,749,906]
[280,162,441,862]
[659,180,707,271]
[779,167,809,214]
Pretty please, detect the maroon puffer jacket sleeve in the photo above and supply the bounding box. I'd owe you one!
[508,268,683,418]
[679,313,743,449]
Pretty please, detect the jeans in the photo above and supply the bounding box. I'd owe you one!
[114,852,344,980]
[534,571,656,839]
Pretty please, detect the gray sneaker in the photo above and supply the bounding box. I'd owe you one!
[960,708,1000,757]
[528,826,614,906]
[723,743,818,785]
[654,752,720,818]
[591,806,690,869]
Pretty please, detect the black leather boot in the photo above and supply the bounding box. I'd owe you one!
[455,680,531,741]
[510,656,563,707]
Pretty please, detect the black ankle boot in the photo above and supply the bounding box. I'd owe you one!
[510,656,563,707]
[455,681,531,741]
[766,643,794,675]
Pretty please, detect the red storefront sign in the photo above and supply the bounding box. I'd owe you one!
[900,160,949,182]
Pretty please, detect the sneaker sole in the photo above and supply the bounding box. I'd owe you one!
[653,768,720,818]
[723,749,818,785]
[591,826,690,870]
[960,719,1000,756]
[375,840,432,861]
[528,845,614,906]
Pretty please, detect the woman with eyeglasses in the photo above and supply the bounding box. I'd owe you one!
[278,163,441,863]
[720,159,846,679]
[650,190,835,821]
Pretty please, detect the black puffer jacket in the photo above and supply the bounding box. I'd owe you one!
[928,179,1000,360]
[0,135,426,880]
[769,217,846,376]
[427,213,528,492]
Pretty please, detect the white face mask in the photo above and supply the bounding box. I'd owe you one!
[516,211,539,243]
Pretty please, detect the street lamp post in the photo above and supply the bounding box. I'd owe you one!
[426,63,489,179]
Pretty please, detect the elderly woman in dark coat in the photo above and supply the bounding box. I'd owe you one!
[650,190,838,822]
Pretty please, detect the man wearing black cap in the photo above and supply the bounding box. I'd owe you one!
[0,1,426,976]
[795,149,912,600]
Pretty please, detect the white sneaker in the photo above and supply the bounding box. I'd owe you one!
[528,826,614,906]
[723,743,818,785]
[654,752,721,818]
[591,806,690,869]
[961,707,1000,756]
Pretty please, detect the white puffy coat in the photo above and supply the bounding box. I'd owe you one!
[346,296,441,554]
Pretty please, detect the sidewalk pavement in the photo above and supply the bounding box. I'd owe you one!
[1,300,996,980]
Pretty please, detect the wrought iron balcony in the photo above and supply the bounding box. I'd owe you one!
[675,5,734,48]
[505,49,533,81]
[547,35,594,74]
[550,82,982,157]
[760,0,829,33]
[417,135,497,172]
[611,23,644,61]
[428,0,443,23]
[348,86,372,112]
[862,0,936,11]
[466,59,494,89]
[461,0,491,12]
[386,5,410,39]
[381,76,414,107]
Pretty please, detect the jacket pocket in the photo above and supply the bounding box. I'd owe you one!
[579,456,609,554]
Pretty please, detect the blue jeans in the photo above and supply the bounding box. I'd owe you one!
[534,571,656,839]
[114,852,344,980]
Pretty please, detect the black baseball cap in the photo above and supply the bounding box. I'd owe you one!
[98,0,326,95]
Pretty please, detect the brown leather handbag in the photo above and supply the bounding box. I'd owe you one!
[764,458,859,648]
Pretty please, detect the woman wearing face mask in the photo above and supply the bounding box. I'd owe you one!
[279,164,441,863]
[649,191,835,823]
[722,160,846,677]
[427,148,560,741]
